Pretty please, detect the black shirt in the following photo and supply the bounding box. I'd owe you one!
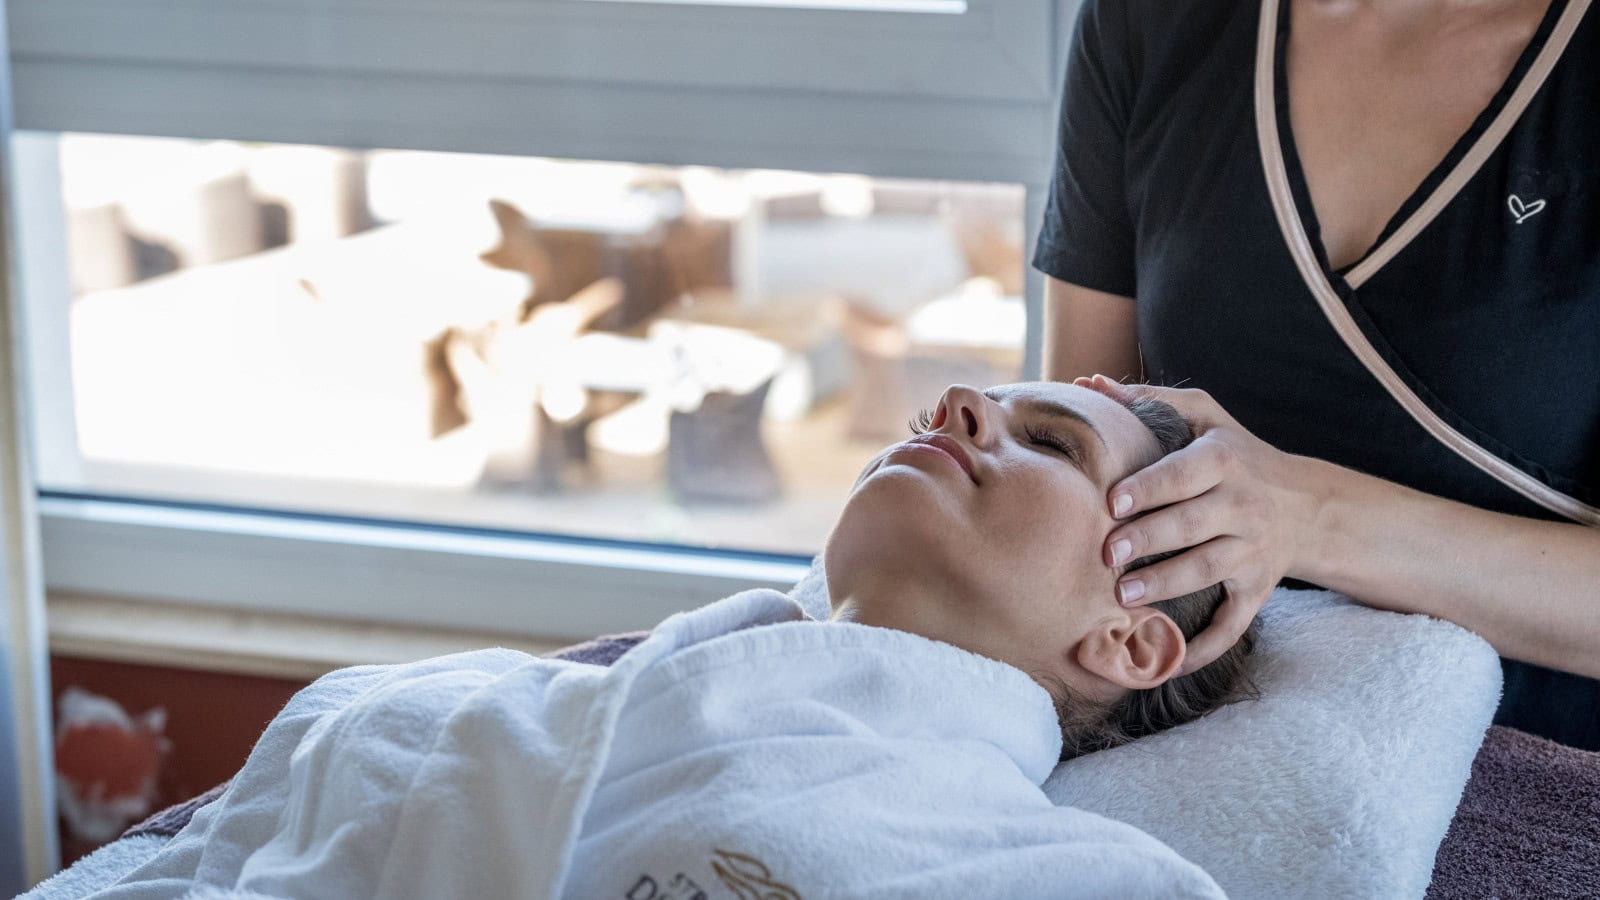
[1034,0,1599,748]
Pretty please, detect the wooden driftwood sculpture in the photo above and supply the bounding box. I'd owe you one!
[478,197,731,332]
[442,277,624,492]
[432,194,773,499]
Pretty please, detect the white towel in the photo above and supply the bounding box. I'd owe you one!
[93,589,1224,899]
[794,557,1500,900]
[1043,590,1500,900]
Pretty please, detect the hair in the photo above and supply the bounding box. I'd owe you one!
[1042,392,1259,761]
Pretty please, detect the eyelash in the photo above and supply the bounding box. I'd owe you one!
[909,407,1081,465]
[1025,424,1082,464]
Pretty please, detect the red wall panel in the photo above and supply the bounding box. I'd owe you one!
[48,655,310,869]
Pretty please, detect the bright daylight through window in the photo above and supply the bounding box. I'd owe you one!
[34,134,1025,555]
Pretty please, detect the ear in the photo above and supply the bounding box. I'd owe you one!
[1075,609,1186,690]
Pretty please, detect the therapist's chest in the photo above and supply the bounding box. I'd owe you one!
[1283,0,1552,272]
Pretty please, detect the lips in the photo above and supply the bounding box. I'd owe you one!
[901,433,977,483]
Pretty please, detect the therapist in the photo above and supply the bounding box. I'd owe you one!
[1035,0,1598,748]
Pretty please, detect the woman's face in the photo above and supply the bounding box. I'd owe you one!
[825,381,1169,692]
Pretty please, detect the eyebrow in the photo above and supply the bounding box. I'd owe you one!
[985,390,1110,457]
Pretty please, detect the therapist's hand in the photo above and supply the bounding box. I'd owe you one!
[1075,374,1327,674]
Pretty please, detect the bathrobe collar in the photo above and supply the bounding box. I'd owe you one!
[626,588,1066,784]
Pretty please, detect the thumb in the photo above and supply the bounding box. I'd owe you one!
[1088,373,1141,399]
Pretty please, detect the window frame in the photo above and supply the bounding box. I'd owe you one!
[37,494,813,641]
[0,5,62,883]
[8,0,1079,638]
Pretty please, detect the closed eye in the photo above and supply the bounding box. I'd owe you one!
[1025,424,1083,467]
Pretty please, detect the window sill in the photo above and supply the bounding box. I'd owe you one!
[47,591,573,682]
[38,495,812,645]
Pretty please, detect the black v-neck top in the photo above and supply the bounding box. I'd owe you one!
[1034,0,1599,748]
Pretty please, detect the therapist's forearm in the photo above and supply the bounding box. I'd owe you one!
[1293,457,1600,678]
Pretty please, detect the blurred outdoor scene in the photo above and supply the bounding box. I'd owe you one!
[52,134,1025,554]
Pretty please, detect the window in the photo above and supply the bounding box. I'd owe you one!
[8,0,1073,638]
[35,133,1023,556]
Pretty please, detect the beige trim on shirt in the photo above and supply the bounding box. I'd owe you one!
[1253,0,1600,526]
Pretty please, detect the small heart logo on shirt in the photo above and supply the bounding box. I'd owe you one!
[1507,194,1546,224]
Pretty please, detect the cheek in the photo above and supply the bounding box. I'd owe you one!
[983,469,1107,575]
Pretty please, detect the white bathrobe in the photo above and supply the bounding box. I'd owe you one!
[92,589,1225,899]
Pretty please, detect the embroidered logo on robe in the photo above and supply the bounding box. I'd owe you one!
[710,848,802,900]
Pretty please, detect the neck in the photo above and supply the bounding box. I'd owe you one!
[1313,0,1534,12]
[1297,0,1546,46]
[826,570,921,626]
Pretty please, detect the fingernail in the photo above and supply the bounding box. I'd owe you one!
[1118,579,1145,605]
[1109,538,1131,565]
[1112,493,1133,516]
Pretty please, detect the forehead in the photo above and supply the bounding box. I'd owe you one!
[987,382,1162,478]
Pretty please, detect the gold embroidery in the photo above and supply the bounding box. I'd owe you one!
[709,848,802,900]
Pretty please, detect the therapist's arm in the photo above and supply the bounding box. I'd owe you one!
[1042,276,1144,384]
[1296,457,1600,679]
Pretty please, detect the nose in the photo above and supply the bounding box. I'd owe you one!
[935,384,997,448]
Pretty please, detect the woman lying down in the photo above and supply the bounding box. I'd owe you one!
[97,382,1258,900]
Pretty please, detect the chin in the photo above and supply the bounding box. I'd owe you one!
[846,464,964,531]
[826,472,968,588]
[858,460,967,511]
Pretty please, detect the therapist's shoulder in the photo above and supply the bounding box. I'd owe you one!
[1071,0,1247,83]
